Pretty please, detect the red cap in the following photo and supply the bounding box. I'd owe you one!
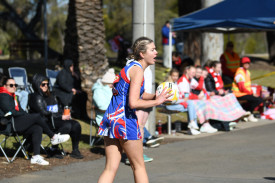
[241,57,251,64]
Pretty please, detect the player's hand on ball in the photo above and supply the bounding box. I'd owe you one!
[156,86,173,105]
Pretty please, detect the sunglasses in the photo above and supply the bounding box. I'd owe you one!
[7,84,18,88]
[41,83,49,87]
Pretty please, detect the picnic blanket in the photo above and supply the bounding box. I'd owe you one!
[193,93,246,123]
[261,108,275,120]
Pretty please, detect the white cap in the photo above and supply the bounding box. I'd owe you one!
[101,68,116,84]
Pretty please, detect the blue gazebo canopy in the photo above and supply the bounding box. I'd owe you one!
[172,0,275,33]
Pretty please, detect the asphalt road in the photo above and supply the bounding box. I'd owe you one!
[1,120,275,183]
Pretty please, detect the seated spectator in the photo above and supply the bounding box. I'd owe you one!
[54,59,89,120]
[172,52,194,75]
[92,68,116,126]
[0,76,70,165]
[191,66,209,100]
[190,66,247,131]
[232,57,264,122]
[205,61,230,96]
[166,68,180,84]
[29,74,83,159]
[172,51,182,71]
[179,66,246,133]
[172,66,217,134]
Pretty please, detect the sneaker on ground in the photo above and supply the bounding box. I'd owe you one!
[148,143,160,148]
[31,155,49,165]
[51,133,70,145]
[70,149,84,159]
[188,120,199,130]
[248,114,258,122]
[229,122,237,131]
[146,138,157,146]
[200,123,218,133]
[187,128,201,135]
[229,122,237,127]
[47,147,63,159]
[125,154,153,165]
[125,158,130,165]
[243,117,248,122]
[146,136,164,145]
[143,154,153,162]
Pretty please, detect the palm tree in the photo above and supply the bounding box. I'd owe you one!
[63,0,109,113]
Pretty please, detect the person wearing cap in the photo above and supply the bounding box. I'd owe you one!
[92,68,116,126]
[220,41,240,89]
[232,57,263,122]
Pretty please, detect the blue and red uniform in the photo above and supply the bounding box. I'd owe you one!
[98,61,144,140]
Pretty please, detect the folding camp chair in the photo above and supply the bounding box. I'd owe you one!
[45,69,59,91]
[0,115,29,163]
[8,67,33,93]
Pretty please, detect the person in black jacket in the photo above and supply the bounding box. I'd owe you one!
[29,74,83,159]
[54,59,88,120]
[205,61,230,96]
[0,75,70,165]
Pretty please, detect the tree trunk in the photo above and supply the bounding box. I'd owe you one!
[266,32,275,64]
[178,0,202,66]
[63,0,108,117]
[201,0,223,66]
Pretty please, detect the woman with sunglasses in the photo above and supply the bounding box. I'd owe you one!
[0,76,70,165]
[28,74,83,159]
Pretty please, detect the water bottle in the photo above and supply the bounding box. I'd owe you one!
[157,120,162,135]
[63,106,70,115]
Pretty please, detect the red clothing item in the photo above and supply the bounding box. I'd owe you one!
[0,86,19,111]
[174,57,182,66]
[237,82,253,95]
[194,76,204,90]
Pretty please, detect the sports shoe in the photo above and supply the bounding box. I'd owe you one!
[146,136,164,145]
[188,120,199,130]
[31,155,49,165]
[148,143,160,148]
[125,154,153,165]
[248,114,258,122]
[143,154,153,162]
[200,123,218,133]
[125,158,130,165]
[187,128,201,135]
[51,133,70,145]
[47,147,63,159]
[243,117,248,122]
[70,149,84,159]
[229,122,237,131]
